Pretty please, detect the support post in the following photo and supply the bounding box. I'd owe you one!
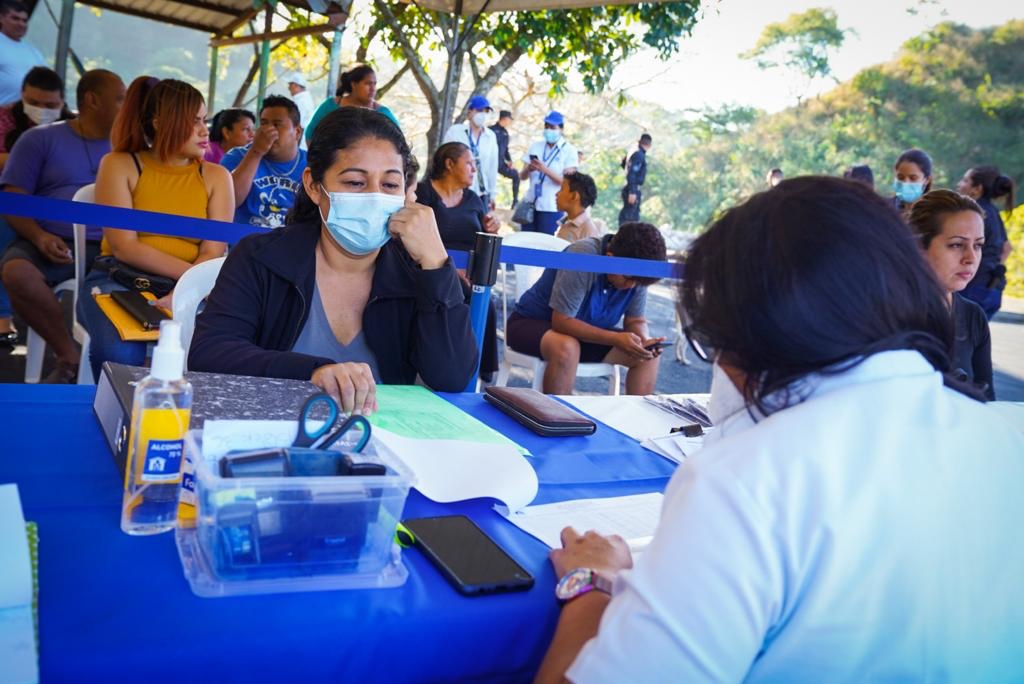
[463,232,502,392]
[256,2,274,105]
[54,0,75,83]
[207,45,219,114]
[326,28,344,100]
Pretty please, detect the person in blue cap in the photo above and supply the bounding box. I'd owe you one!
[519,111,579,235]
[443,95,498,210]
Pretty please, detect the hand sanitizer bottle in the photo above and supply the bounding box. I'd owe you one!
[121,320,193,535]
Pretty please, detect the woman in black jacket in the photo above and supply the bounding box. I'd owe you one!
[189,107,478,413]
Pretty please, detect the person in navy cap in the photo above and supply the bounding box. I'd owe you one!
[443,94,498,211]
[519,111,579,235]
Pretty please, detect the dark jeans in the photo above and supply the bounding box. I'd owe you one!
[961,282,1002,320]
[77,268,150,379]
[521,210,563,236]
[619,187,642,226]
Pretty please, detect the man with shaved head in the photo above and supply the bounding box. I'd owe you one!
[0,68,125,382]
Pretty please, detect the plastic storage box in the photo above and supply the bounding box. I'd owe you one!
[176,429,414,597]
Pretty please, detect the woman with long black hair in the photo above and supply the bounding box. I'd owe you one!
[190,107,477,412]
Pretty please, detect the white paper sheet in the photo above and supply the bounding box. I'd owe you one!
[200,420,539,512]
[0,484,38,684]
[373,427,538,512]
[496,492,664,552]
[561,394,710,442]
[640,432,708,464]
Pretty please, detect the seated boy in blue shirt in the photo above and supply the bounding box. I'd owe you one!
[222,95,306,229]
[506,222,668,394]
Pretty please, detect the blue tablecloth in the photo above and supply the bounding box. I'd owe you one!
[0,385,676,683]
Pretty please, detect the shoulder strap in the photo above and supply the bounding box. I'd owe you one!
[131,153,142,176]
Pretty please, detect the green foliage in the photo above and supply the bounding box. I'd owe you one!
[1005,208,1024,298]
[600,19,1023,291]
[739,8,850,82]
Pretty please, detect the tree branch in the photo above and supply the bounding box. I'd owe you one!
[376,63,410,98]
[451,44,524,124]
[373,0,439,107]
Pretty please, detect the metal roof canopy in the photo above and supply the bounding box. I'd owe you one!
[64,0,335,37]
[51,0,350,110]
[403,0,667,15]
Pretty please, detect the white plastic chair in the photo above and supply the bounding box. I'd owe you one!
[24,184,94,384]
[172,257,225,371]
[494,231,622,395]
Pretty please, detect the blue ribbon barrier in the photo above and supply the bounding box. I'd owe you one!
[0,192,683,280]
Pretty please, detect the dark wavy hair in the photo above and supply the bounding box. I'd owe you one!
[895,148,933,192]
[336,65,375,97]
[287,107,412,224]
[209,108,255,144]
[680,176,969,417]
[967,165,1015,211]
[607,221,666,286]
[565,171,597,209]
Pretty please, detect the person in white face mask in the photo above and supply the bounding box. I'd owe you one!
[189,107,479,411]
[0,66,71,173]
[442,95,499,211]
[535,176,1024,684]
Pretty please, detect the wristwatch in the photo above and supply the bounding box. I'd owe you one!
[555,568,613,604]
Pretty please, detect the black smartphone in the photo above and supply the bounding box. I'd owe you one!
[529,154,538,162]
[403,515,534,596]
[644,340,675,351]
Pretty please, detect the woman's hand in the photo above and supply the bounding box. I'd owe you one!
[482,213,500,234]
[387,202,449,270]
[550,527,633,580]
[151,290,173,316]
[311,362,377,415]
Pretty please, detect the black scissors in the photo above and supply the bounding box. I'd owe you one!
[292,393,371,452]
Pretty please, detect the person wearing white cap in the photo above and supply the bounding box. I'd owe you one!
[286,72,315,149]
[443,95,499,210]
[519,111,579,235]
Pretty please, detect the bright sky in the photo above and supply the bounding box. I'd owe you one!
[612,0,1022,114]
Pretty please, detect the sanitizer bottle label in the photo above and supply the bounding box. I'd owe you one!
[141,439,184,482]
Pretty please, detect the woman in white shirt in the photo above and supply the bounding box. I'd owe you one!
[535,176,1024,683]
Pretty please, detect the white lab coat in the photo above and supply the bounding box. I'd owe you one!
[569,350,1024,683]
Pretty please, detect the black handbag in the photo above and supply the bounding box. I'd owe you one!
[511,199,535,226]
[93,255,176,298]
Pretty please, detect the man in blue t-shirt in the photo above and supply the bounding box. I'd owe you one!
[222,95,306,229]
[0,69,124,382]
[506,222,669,394]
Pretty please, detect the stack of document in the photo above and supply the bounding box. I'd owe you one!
[639,432,709,464]
[497,492,664,554]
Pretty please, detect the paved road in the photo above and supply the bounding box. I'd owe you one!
[1,289,1020,401]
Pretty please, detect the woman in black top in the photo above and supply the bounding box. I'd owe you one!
[416,142,501,380]
[908,189,994,400]
[416,142,499,251]
[956,165,1015,319]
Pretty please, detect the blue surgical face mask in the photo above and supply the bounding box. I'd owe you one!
[893,180,925,204]
[543,129,561,144]
[318,186,405,255]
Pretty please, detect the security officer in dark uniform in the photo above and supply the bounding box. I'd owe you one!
[490,110,519,207]
[619,133,652,226]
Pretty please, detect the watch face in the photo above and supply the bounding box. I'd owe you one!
[556,568,594,601]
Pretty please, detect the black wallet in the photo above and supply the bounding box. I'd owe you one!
[483,387,596,437]
[111,290,169,330]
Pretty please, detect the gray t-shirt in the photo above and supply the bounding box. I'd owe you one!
[291,284,381,381]
[549,237,647,321]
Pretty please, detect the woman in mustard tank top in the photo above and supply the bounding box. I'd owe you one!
[77,76,234,379]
